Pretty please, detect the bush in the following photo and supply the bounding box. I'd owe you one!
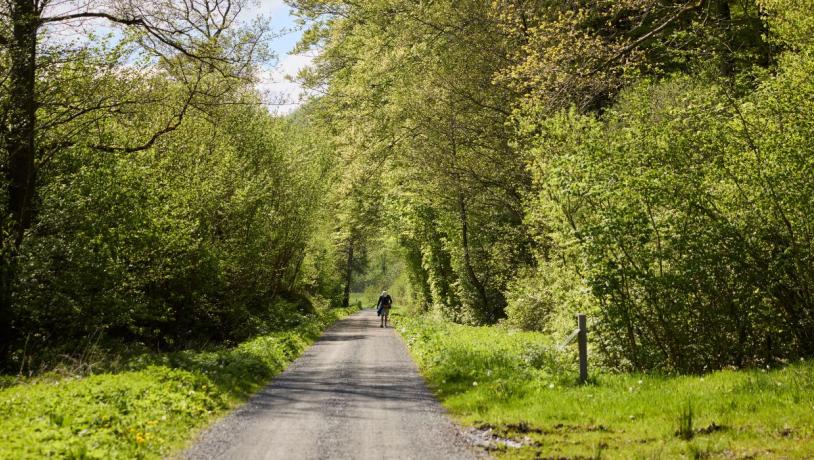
[8,104,338,358]
[520,59,814,371]
[505,263,596,337]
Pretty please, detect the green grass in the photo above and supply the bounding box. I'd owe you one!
[0,306,359,459]
[394,313,814,459]
[349,291,382,309]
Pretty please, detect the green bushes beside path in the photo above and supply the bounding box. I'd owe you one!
[396,314,814,459]
[0,306,358,459]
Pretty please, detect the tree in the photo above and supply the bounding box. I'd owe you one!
[0,0,267,355]
[292,0,534,323]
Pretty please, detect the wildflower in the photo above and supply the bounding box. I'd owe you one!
[136,433,146,444]
[629,415,636,420]
[700,377,705,382]
[548,383,555,389]
[628,386,634,392]
[473,381,478,387]
[637,380,643,385]
[486,369,492,377]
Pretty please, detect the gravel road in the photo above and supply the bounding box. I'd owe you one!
[184,309,476,460]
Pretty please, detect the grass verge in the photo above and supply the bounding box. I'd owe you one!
[0,306,359,459]
[394,313,814,459]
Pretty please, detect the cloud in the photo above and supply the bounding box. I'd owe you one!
[243,0,289,23]
[258,53,315,115]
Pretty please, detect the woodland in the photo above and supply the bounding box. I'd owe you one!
[2,0,814,374]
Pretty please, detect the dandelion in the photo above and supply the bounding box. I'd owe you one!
[135,433,146,444]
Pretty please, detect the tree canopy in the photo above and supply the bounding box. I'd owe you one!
[2,0,813,373]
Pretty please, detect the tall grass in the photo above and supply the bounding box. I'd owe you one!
[394,313,814,459]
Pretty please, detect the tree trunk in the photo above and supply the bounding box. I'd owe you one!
[458,193,488,315]
[342,237,354,308]
[716,0,734,78]
[1,0,39,357]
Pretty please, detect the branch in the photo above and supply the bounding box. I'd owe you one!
[583,0,703,78]
[42,11,216,62]
[40,11,146,25]
[90,73,202,154]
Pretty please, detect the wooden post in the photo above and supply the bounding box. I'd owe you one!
[577,313,588,384]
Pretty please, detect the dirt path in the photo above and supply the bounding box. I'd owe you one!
[184,309,476,460]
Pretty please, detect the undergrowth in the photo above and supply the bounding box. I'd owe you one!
[394,313,814,459]
[0,306,358,459]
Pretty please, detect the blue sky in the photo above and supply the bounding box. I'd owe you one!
[41,0,312,114]
[251,0,312,114]
[263,1,303,57]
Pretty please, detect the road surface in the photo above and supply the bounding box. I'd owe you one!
[184,309,476,460]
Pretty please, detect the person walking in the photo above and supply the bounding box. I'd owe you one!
[376,290,393,328]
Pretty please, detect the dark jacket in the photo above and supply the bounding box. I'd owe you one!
[376,295,392,309]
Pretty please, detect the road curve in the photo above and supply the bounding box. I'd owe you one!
[184,309,476,460]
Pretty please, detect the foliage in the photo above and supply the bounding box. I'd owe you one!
[518,45,814,370]
[504,263,596,337]
[293,0,534,325]
[396,313,814,459]
[4,100,342,364]
[0,306,358,459]
[294,0,814,371]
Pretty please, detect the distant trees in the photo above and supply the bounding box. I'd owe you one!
[292,0,534,323]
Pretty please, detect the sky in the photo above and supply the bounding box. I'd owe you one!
[251,0,313,115]
[41,0,313,115]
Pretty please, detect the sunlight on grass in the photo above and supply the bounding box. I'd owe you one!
[0,306,359,459]
[394,313,814,459]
